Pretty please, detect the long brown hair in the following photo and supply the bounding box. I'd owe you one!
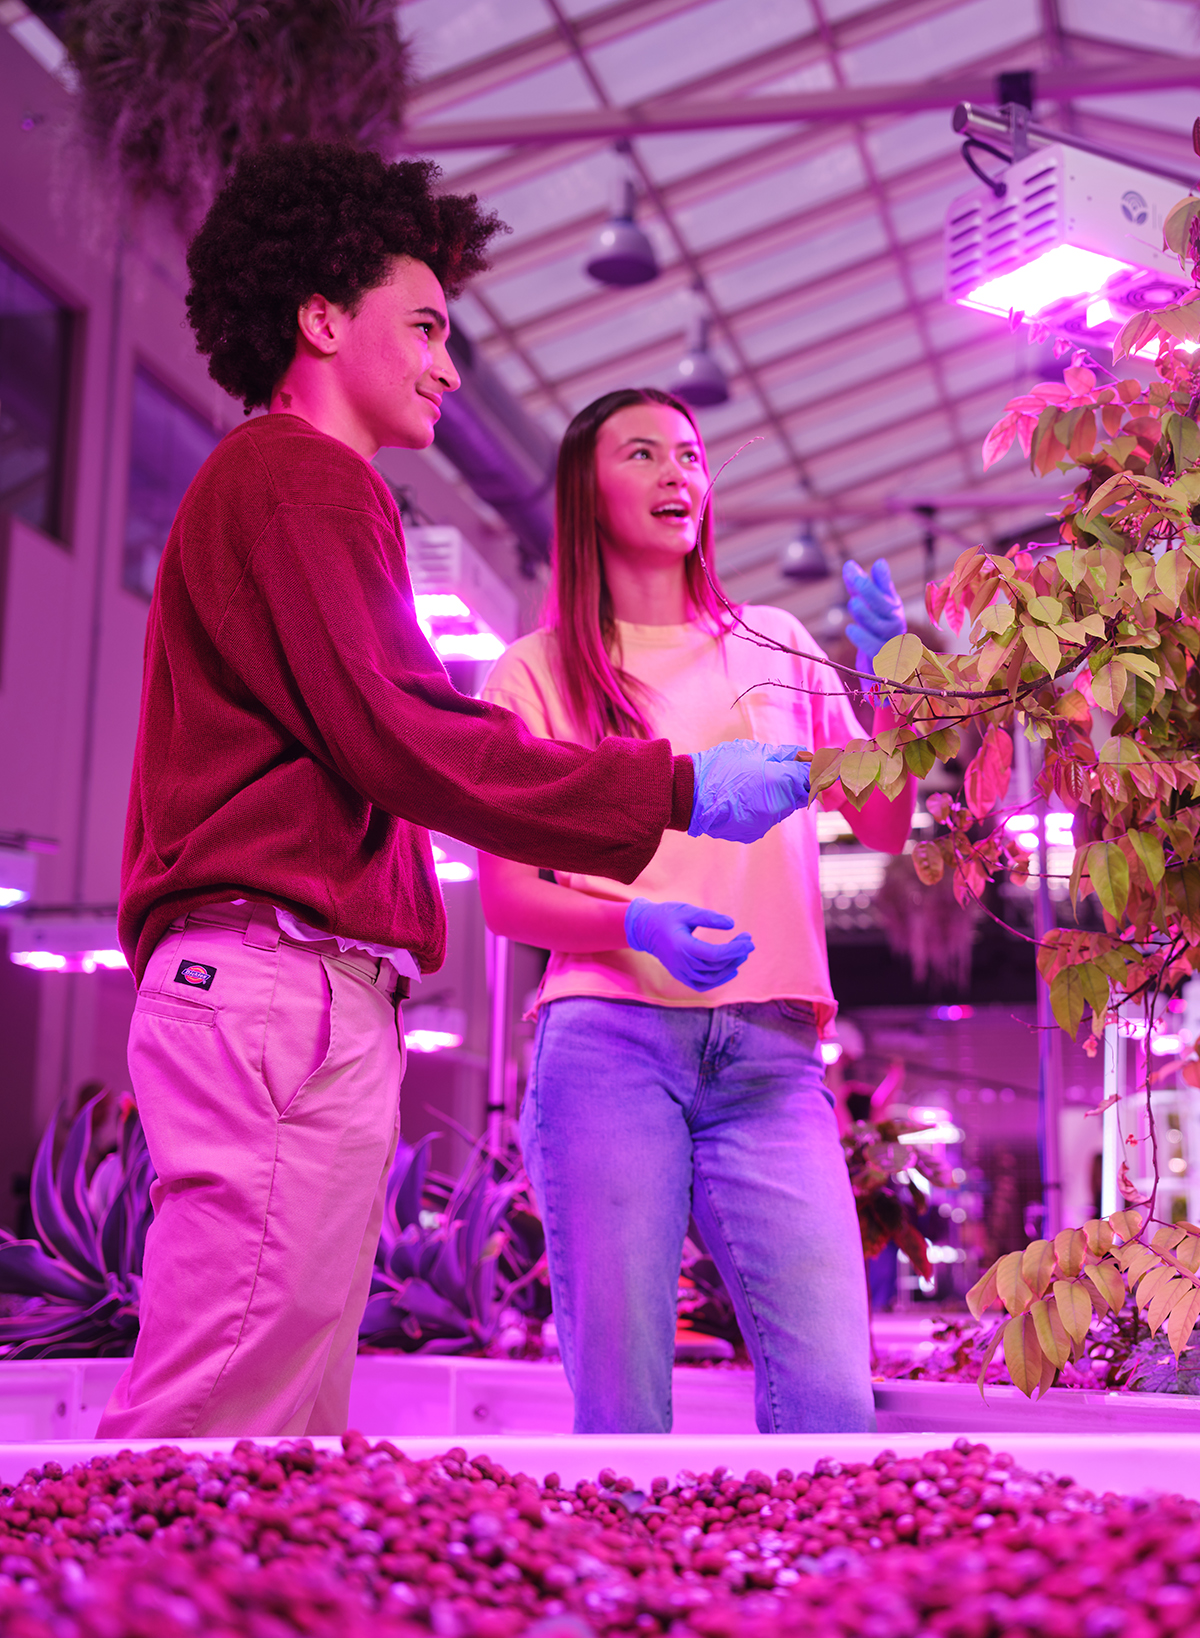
[544,387,731,743]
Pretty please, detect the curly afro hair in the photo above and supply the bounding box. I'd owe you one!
[186,141,505,411]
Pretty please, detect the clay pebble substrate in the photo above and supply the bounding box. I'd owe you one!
[1,1434,1198,1636]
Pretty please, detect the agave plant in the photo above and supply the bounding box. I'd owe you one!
[359,1135,549,1356]
[0,1093,152,1358]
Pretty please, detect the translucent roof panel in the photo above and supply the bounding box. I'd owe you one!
[403,0,1200,603]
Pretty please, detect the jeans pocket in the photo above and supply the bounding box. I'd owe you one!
[776,999,818,1027]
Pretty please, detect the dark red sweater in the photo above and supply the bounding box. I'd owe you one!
[120,415,694,982]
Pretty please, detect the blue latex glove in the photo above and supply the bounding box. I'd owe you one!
[688,740,810,843]
[625,898,754,992]
[843,557,905,675]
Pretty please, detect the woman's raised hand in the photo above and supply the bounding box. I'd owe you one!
[843,557,905,675]
[687,740,810,844]
[624,898,754,991]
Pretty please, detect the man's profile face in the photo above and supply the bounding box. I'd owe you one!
[335,257,461,451]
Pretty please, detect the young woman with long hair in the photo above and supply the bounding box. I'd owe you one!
[477,387,913,1433]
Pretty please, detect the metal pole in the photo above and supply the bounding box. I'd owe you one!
[1034,797,1064,1237]
[1101,1022,1123,1215]
[485,929,511,1158]
[1015,732,1064,1238]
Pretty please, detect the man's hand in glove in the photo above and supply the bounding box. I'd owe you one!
[688,740,810,844]
[843,557,905,676]
[625,898,754,992]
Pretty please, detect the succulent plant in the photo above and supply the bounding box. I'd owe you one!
[359,1135,549,1355]
[0,1092,151,1358]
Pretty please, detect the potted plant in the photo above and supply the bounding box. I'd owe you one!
[701,192,1200,1407]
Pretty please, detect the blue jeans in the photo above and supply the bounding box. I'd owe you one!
[520,996,875,1434]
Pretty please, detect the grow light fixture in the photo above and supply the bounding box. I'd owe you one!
[1151,1033,1184,1057]
[407,528,518,670]
[0,848,37,908]
[431,840,476,885]
[8,917,127,974]
[403,1004,467,1055]
[945,131,1195,347]
[960,245,1131,321]
[899,1122,966,1146]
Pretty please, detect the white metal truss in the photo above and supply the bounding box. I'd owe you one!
[396,0,1200,623]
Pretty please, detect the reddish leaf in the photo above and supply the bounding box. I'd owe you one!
[982,413,1020,470]
[963,726,1013,819]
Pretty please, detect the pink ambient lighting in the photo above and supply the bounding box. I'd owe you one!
[414,591,507,666]
[1151,1033,1184,1057]
[403,1028,464,1054]
[431,843,476,884]
[931,1004,973,1021]
[961,245,1132,319]
[11,950,67,971]
[0,887,29,909]
[10,947,129,973]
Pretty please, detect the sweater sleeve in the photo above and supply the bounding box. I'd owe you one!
[205,495,694,885]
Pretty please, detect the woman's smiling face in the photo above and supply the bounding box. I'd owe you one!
[592,401,708,566]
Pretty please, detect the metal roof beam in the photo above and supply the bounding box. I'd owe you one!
[403,54,1200,148]
[403,0,701,119]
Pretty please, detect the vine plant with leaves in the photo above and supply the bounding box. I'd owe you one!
[695,195,1200,1396]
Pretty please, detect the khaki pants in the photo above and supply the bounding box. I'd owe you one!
[98,903,404,1439]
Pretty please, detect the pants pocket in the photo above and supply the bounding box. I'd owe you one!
[263,952,334,1118]
[134,993,216,1027]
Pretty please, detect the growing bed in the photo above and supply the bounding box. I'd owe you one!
[4,1432,1200,1637]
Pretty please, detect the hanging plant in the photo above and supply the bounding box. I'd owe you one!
[63,0,414,230]
[872,850,980,990]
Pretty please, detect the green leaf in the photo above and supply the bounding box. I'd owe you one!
[839,749,882,801]
[1156,548,1186,606]
[1120,651,1160,683]
[1050,966,1086,1038]
[1088,842,1130,920]
[1122,672,1156,725]
[1055,549,1088,590]
[976,602,1016,636]
[1163,197,1200,262]
[873,633,925,683]
[1091,660,1127,714]
[902,736,937,778]
[1031,1295,1072,1370]
[1003,1312,1044,1398]
[1076,513,1130,554]
[996,1248,1033,1316]
[1165,411,1200,474]
[1027,595,1064,624]
[1129,830,1165,887]
[1023,623,1062,676]
[808,746,844,799]
[1076,961,1111,1023]
[1052,1278,1093,1346]
[927,726,961,760]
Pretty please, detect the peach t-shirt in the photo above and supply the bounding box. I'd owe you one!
[480,605,862,1027]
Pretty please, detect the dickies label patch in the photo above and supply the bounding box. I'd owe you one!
[175,960,217,991]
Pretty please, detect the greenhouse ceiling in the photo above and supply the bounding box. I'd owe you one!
[397,0,1200,629]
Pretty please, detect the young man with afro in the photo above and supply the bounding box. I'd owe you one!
[98,141,813,1439]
